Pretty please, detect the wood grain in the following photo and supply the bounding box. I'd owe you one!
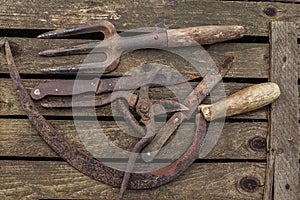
[265,21,299,200]
[0,0,299,37]
[0,79,269,119]
[0,119,268,159]
[0,37,273,78]
[0,160,266,200]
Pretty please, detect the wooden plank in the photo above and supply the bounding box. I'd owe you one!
[0,160,266,199]
[0,37,271,78]
[0,79,268,119]
[1,38,299,79]
[265,21,299,200]
[227,0,300,3]
[0,0,300,37]
[0,119,267,159]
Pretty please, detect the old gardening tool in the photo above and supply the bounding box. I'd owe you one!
[5,39,233,198]
[30,65,200,101]
[199,82,281,121]
[6,39,281,198]
[37,20,244,74]
[142,82,281,162]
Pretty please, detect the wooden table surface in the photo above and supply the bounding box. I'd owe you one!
[0,0,299,199]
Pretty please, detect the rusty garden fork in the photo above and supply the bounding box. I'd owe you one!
[37,20,244,74]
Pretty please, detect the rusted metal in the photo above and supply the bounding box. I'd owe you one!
[7,39,225,199]
[37,20,244,74]
[142,56,234,162]
[31,64,201,100]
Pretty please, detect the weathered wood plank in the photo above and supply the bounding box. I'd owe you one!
[0,161,266,199]
[1,38,299,79]
[0,0,300,37]
[265,21,299,200]
[227,0,300,3]
[0,119,267,159]
[0,37,271,78]
[0,79,268,119]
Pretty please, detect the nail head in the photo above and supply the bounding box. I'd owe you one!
[33,89,41,96]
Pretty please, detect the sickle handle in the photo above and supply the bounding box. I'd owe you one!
[199,82,280,121]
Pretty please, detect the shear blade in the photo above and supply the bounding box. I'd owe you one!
[152,99,189,115]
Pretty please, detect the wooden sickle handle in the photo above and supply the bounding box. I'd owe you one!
[198,82,280,121]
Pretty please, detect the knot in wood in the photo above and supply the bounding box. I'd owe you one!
[248,136,266,151]
[239,176,260,193]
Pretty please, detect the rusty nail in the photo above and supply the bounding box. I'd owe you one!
[263,7,277,17]
[248,136,266,151]
[239,176,260,193]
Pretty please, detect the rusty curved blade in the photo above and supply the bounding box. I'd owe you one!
[5,39,207,190]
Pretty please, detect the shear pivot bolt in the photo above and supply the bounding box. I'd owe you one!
[33,89,41,96]
[154,35,159,40]
[139,104,149,113]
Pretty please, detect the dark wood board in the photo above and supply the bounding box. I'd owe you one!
[0,0,300,37]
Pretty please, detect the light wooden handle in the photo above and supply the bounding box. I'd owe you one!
[198,82,280,121]
[167,25,245,46]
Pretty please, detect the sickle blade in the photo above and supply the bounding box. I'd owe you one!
[6,39,235,200]
[5,39,212,191]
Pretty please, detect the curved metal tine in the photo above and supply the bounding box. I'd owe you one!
[37,20,120,74]
[37,20,117,39]
[41,57,120,74]
[38,41,102,57]
[38,21,117,57]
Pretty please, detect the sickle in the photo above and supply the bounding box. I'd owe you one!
[5,39,231,189]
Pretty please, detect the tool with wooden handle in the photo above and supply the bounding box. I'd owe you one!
[198,82,281,121]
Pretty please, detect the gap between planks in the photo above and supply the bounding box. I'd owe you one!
[0,160,266,200]
[0,118,268,160]
[0,0,300,38]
